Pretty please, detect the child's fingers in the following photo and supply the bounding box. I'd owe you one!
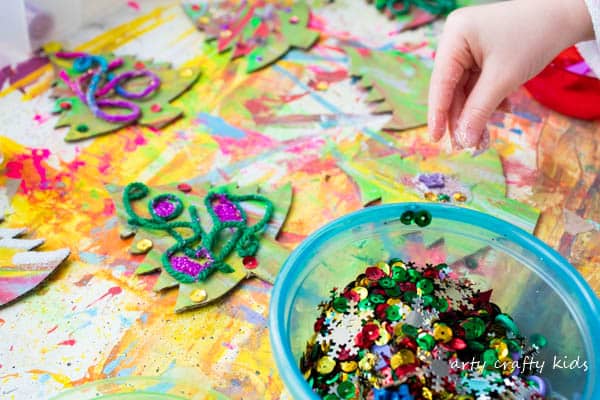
[454,64,513,148]
[427,31,472,142]
[447,74,469,149]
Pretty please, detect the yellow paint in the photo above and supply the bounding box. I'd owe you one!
[28,369,73,388]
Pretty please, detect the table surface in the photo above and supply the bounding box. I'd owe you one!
[1,1,599,399]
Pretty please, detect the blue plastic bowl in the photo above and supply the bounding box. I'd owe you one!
[269,203,600,399]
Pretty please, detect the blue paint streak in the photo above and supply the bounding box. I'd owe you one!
[145,382,175,393]
[39,374,50,384]
[272,65,341,114]
[119,315,134,328]
[140,312,149,324]
[103,341,137,375]
[103,354,126,375]
[197,112,246,139]
[117,367,135,377]
[283,49,347,63]
[237,305,267,326]
[79,251,107,264]
[513,110,542,123]
[510,128,523,135]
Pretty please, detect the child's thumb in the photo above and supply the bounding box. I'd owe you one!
[454,67,512,148]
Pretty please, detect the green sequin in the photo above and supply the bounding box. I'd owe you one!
[416,278,434,294]
[386,305,402,321]
[461,317,486,340]
[414,210,432,227]
[337,381,355,399]
[417,333,435,351]
[385,286,401,297]
[530,333,547,349]
[358,298,373,310]
[379,277,395,289]
[402,324,419,338]
[369,294,386,304]
[333,296,349,313]
[392,267,408,281]
[400,210,414,225]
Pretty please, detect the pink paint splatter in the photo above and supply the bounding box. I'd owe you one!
[5,148,52,193]
[87,286,123,308]
[58,339,76,346]
[33,114,51,124]
[103,198,116,216]
[127,1,140,11]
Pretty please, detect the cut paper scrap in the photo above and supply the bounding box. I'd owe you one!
[107,181,292,312]
[340,149,540,263]
[182,1,319,72]
[368,0,455,31]
[47,47,200,141]
[346,47,430,131]
[0,224,70,306]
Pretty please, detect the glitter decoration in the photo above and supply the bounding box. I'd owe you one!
[170,249,213,278]
[182,1,319,73]
[48,47,200,141]
[418,173,445,189]
[122,182,274,283]
[152,197,177,219]
[211,193,243,222]
[300,258,549,399]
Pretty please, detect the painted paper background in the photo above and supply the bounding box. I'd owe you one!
[0,1,599,399]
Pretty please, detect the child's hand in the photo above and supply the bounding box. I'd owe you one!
[428,0,594,148]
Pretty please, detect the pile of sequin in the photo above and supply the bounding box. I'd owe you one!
[300,259,548,400]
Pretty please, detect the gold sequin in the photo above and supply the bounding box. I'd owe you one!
[180,68,194,77]
[358,353,376,371]
[424,192,437,201]
[490,339,509,359]
[390,349,415,368]
[190,288,207,302]
[433,323,453,343]
[376,261,390,275]
[353,286,368,300]
[453,192,467,202]
[375,329,391,345]
[132,238,153,254]
[316,356,336,374]
[422,387,433,400]
[198,16,210,24]
[340,361,357,373]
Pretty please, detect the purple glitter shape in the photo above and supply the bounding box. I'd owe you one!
[212,194,243,222]
[170,249,213,277]
[418,173,445,189]
[153,198,176,218]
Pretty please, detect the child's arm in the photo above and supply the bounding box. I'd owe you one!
[428,0,595,149]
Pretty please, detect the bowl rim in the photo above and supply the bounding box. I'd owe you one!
[269,202,600,400]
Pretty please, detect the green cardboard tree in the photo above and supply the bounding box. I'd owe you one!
[183,1,319,72]
[48,50,200,141]
[107,180,292,312]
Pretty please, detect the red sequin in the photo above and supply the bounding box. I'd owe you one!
[375,303,389,319]
[362,323,380,341]
[314,317,324,332]
[150,103,162,112]
[365,266,385,280]
[243,256,258,269]
[191,4,201,11]
[177,183,192,193]
[60,101,71,110]
[134,61,146,70]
